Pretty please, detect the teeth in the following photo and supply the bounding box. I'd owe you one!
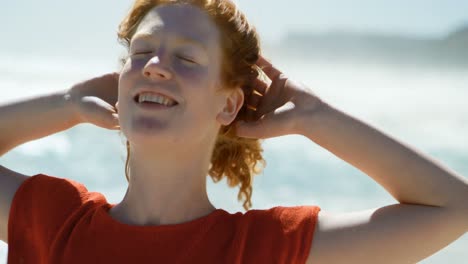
[138,92,176,106]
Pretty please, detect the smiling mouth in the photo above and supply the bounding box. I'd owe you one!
[133,98,179,112]
[133,94,179,107]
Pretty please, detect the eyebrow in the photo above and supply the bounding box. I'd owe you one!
[131,33,208,52]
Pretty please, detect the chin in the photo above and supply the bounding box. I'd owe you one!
[120,118,179,145]
[121,114,215,148]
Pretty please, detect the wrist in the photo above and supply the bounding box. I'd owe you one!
[64,88,84,125]
[293,98,331,136]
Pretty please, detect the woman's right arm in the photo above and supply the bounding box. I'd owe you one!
[0,72,119,243]
[0,72,120,156]
[0,90,80,243]
[0,90,80,156]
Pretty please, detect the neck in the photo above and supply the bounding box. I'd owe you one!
[113,140,217,226]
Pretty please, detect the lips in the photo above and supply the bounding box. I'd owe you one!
[132,89,181,105]
[135,101,176,110]
[133,93,178,106]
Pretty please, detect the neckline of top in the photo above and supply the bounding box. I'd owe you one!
[97,202,229,232]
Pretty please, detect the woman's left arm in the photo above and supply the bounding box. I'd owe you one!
[296,101,468,220]
[237,57,468,226]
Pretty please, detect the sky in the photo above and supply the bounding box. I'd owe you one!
[2,0,468,58]
[237,0,468,40]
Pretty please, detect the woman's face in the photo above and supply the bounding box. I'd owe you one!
[117,4,230,148]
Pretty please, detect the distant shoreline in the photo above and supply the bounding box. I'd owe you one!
[266,25,468,68]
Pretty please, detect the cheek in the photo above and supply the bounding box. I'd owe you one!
[175,62,222,101]
[181,83,221,121]
[119,60,133,85]
[118,58,147,93]
[121,57,146,77]
[173,63,210,84]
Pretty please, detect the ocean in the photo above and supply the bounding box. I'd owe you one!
[0,52,467,263]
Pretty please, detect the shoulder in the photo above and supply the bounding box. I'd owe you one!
[18,173,88,191]
[10,173,107,231]
[7,174,105,261]
[242,205,321,228]
[236,205,321,263]
[9,173,107,243]
[15,173,92,206]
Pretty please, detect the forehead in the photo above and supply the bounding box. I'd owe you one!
[134,4,220,46]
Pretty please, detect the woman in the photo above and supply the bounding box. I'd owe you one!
[1,0,467,263]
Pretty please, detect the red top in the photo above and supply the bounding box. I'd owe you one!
[8,174,321,264]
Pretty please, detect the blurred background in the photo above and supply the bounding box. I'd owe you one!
[1,0,467,263]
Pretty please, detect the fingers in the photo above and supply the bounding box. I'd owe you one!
[244,56,289,121]
[245,79,268,121]
[99,74,120,106]
[101,107,120,130]
[257,55,282,81]
[253,78,288,119]
[80,96,120,130]
[76,73,119,106]
[246,79,266,106]
[101,112,120,130]
[110,114,121,130]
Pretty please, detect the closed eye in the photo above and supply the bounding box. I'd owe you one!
[176,55,197,64]
[131,51,153,56]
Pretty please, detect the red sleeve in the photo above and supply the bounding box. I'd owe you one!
[240,205,321,264]
[7,174,88,264]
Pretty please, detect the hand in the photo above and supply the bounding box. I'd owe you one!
[236,56,327,139]
[67,73,120,130]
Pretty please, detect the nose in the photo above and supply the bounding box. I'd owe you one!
[142,56,173,80]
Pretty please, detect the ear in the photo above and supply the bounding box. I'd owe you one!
[216,87,244,126]
[115,102,119,112]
